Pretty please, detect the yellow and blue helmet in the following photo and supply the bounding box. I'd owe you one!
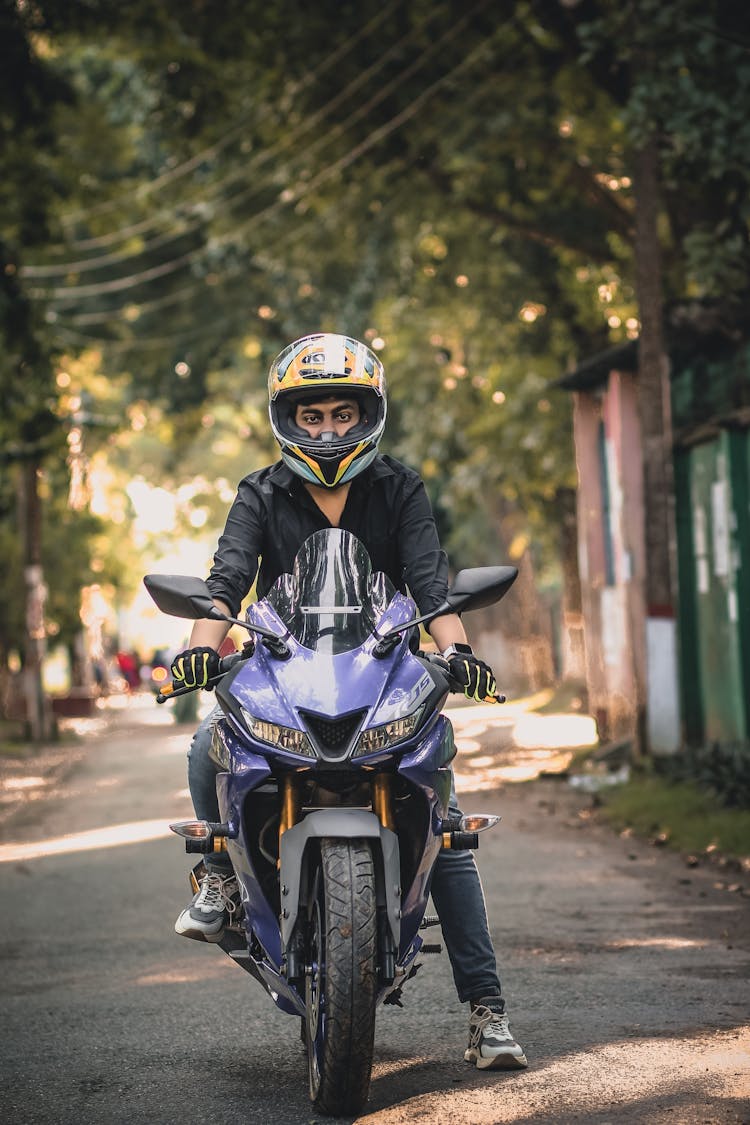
[268,333,387,488]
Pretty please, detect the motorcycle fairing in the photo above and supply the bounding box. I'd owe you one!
[205,530,467,1016]
[214,768,287,965]
[221,599,440,759]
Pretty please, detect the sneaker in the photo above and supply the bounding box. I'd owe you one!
[465,996,528,1070]
[174,871,238,942]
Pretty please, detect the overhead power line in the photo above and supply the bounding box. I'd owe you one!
[28,0,492,303]
[58,0,404,230]
[48,21,502,352]
[24,1,448,275]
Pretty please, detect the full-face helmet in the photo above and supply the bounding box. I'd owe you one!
[268,333,387,487]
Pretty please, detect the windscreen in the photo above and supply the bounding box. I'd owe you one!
[265,529,395,653]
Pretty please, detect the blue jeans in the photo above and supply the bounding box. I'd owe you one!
[187,706,502,1004]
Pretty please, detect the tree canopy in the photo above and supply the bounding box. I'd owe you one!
[3,0,749,672]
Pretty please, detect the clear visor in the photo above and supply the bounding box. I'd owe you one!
[265,530,395,653]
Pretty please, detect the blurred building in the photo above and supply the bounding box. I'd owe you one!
[558,304,750,755]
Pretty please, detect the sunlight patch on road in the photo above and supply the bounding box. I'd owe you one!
[453,738,482,755]
[358,1028,750,1124]
[512,712,598,749]
[605,936,711,951]
[456,749,575,791]
[135,960,234,987]
[0,819,173,863]
[3,776,46,791]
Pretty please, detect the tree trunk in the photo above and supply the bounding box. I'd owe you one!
[18,459,55,743]
[632,139,681,754]
[480,498,556,694]
[558,485,587,685]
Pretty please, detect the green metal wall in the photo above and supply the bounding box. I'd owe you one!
[677,431,750,744]
[674,449,703,745]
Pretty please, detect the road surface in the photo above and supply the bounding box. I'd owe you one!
[1,696,748,1123]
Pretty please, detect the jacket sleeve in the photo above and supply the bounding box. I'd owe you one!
[205,480,264,617]
[396,474,449,615]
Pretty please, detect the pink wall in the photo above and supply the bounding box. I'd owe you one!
[573,372,646,741]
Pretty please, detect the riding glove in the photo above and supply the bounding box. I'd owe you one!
[171,646,220,690]
[443,645,498,702]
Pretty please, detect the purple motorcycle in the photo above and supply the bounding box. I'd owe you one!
[145,529,516,1115]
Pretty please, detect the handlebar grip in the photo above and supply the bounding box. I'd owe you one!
[419,653,506,702]
[219,650,246,674]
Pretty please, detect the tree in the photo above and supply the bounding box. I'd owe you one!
[6,2,750,715]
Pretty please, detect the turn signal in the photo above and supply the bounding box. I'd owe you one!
[169,820,213,839]
[459,814,501,833]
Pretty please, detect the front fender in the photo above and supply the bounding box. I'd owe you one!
[278,810,400,949]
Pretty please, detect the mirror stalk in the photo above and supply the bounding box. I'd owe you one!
[211,608,291,659]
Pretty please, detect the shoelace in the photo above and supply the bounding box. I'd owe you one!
[471,1005,511,1042]
[196,874,238,917]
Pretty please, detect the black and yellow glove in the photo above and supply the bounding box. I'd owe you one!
[170,646,220,690]
[443,644,499,702]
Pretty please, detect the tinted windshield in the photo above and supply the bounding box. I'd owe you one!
[265,530,395,653]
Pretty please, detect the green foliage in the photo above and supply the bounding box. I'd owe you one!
[41,489,115,651]
[2,0,750,669]
[566,0,750,301]
[657,742,750,810]
[598,772,750,859]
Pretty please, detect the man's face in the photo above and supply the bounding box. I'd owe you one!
[294,397,361,439]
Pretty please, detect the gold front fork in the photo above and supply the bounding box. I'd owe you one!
[371,774,395,831]
[278,774,300,865]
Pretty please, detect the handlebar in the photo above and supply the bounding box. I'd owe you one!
[156,647,505,705]
[156,648,250,704]
[420,652,506,704]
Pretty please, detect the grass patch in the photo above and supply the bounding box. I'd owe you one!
[0,720,31,759]
[597,771,750,859]
[534,680,588,716]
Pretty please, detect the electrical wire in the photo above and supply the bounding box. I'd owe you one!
[28,0,493,301]
[49,42,505,351]
[58,0,404,230]
[24,1,455,277]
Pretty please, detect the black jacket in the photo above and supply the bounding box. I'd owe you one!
[206,455,449,618]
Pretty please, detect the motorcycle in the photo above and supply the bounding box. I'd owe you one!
[144,528,517,1116]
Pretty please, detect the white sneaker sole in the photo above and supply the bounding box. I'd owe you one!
[465,1047,528,1070]
[174,914,225,943]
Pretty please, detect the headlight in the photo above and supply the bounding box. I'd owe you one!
[240,707,316,758]
[352,707,424,758]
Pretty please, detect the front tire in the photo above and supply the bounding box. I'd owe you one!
[305,838,377,1116]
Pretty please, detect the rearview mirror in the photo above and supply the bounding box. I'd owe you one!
[143,574,225,620]
[446,566,518,613]
[374,563,519,652]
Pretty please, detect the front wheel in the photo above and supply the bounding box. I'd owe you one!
[305,838,377,1116]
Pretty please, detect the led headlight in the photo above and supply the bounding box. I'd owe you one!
[240,707,316,758]
[352,707,424,758]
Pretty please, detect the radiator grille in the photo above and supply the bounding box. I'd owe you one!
[300,709,367,760]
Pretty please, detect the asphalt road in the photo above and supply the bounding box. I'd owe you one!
[1,696,748,1124]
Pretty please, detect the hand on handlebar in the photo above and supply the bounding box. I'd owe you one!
[170,646,221,691]
[445,651,502,703]
[158,649,248,703]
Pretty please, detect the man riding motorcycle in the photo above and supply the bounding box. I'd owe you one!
[169,332,527,1070]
